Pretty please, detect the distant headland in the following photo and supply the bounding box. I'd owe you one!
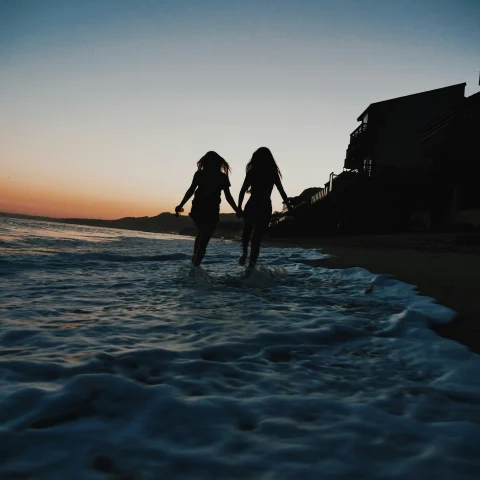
[0,211,242,237]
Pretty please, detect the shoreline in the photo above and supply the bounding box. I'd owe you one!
[263,234,480,353]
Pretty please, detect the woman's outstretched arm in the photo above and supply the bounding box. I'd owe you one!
[175,174,199,213]
[274,176,291,210]
[238,175,251,210]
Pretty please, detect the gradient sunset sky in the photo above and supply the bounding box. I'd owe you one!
[1,0,479,219]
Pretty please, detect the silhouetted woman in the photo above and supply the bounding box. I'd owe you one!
[238,147,291,269]
[176,151,241,267]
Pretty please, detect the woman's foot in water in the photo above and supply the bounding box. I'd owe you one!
[245,262,256,277]
[238,250,248,266]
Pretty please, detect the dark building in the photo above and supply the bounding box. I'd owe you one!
[420,91,480,229]
[326,83,469,233]
[344,83,467,177]
[270,83,477,237]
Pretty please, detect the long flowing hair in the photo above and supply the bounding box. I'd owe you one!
[197,151,231,175]
[246,147,281,193]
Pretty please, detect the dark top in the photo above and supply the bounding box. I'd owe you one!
[246,170,278,200]
[243,170,278,224]
[192,169,230,207]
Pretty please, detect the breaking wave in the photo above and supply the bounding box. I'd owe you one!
[1,218,478,480]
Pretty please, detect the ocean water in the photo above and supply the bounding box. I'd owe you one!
[1,217,479,480]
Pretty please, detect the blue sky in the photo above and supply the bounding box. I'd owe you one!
[1,0,479,218]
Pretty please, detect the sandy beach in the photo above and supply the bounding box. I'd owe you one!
[265,233,480,353]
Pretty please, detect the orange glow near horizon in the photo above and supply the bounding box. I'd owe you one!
[0,181,169,220]
[2,1,478,223]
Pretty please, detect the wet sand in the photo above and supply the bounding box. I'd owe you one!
[264,233,480,353]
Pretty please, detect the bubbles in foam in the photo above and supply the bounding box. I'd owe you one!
[0,218,477,479]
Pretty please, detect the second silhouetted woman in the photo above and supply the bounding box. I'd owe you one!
[176,151,241,266]
[238,147,291,269]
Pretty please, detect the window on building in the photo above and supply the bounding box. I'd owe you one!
[363,157,373,177]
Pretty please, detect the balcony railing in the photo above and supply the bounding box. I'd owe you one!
[345,124,372,169]
[350,123,368,139]
[311,173,337,204]
[311,187,329,203]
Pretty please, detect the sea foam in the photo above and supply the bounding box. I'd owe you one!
[1,217,478,480]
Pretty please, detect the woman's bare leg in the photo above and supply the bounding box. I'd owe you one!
[248,221,269,268]
[239,220,254,266]
[192,234,200,264]
[192,223,216,267]
[191,220,201,264]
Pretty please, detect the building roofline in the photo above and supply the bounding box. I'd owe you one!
[356,82,467,121]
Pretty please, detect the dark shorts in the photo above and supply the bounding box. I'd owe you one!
[243,197,272,224]
[190,205,219,226]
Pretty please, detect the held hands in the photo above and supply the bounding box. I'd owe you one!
[236,208,243,219]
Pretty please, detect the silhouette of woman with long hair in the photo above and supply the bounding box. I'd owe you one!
[176,151,241,267]
[238,147,291,269]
